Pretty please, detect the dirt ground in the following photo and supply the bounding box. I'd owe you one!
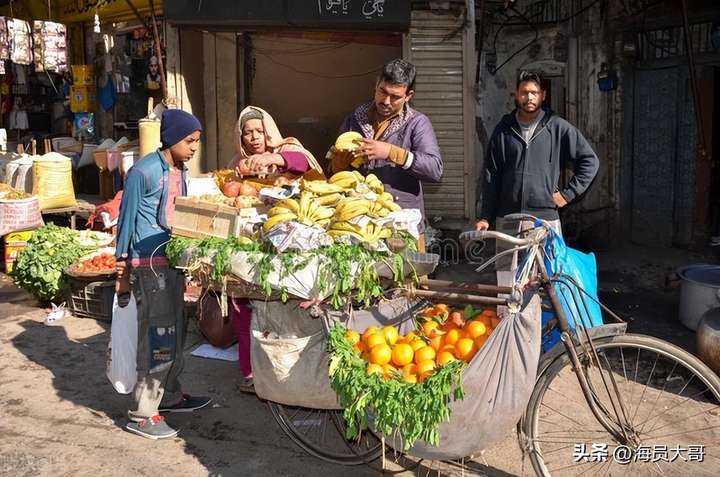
[0,243,718,476]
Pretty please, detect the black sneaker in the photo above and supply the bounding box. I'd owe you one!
[125,415,178,440]
[159,394,212,414]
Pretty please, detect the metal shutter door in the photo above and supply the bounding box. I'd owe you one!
[407,8,470,222]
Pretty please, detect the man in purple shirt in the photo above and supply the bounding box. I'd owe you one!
[328,59,443,246]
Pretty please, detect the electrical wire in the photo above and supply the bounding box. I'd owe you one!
[254,51,382,79]
[488,5,539,75]
[489,0,603,26]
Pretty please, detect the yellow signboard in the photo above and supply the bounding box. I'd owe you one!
[56,0,162,24]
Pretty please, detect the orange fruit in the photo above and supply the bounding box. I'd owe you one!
[366,363,383,375]
[444,328,462,346]
[441,344,456,354]
[365,333,387,350]
[414,345,436,365]
[422,307,437,318]
[382,326,399,345]
[403,373,418,384]
[491,317,501,328]
[464,321,487,339]
[410,339,426,351]
[362,326,379,343]
[422,320,442,338]
[474,335,488,350]
[369,344,392,365]
[434,304,450,315]
[382,363,398,379]
[417,359,436,380]
[403,331,418,343]
[402,363,418,376]
[429,335,444,352]
[455,338,477,362]
[436,351,457,366]
[391,343,414,367]
[345,330,360,345]
[481,309,497,319]
[477,315,492,328]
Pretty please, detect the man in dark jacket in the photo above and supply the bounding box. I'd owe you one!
[328,59,443,248]
[476,70,599,232]
[476,71,599,288]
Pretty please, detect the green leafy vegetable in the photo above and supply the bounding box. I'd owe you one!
[327,323,465,449]
[12,224,93,302]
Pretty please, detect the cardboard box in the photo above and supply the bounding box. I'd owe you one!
[171,196,263,240]
[71,65,94,86]
[70,86,97,113]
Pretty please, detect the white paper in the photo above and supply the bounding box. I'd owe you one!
[191,343,239,362]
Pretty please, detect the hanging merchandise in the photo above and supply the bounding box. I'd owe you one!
[98,75,116,111]
[33,21,68,74]
[7,18,32,66]
[73,112,95,139]
[0,17,9,60]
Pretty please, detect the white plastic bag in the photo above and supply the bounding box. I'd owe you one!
[106,293,138,394]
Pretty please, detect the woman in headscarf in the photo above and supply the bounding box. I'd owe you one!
[229,106,324,393]
[229,106,324,180]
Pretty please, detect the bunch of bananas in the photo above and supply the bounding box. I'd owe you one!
[334,131,363,152]
[263,192,334,231]
[334,198,397,221]
[326,171,386,196]
[301,179,347,196]
[327,170,363,189]
[328,221,392,244]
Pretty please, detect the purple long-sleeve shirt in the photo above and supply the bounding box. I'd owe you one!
[278,151,310,175]
[340,103,443,231]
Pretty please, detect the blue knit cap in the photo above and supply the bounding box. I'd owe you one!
[160,109,202,149]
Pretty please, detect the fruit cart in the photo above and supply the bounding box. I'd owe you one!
[252,216,720,476]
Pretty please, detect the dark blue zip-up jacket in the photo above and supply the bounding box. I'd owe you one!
[479,108,599,222]
[115,150,187,261]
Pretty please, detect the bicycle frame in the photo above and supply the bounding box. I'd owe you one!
[530,237,637,447]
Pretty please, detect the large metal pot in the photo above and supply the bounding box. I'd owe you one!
[697,307,720,376]
[678,264,720,330]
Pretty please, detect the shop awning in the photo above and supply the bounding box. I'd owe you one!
[165,0,410,32]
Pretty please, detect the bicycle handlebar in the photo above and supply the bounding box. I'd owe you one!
[459,226,549,246]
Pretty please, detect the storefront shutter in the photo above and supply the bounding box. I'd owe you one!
[407,6,473,224]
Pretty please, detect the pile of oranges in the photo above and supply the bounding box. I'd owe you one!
[344,303,500,384]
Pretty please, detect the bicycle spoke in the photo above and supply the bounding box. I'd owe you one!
[637,359,680,435]
[630,351,660,425]
[634,374,701,431]
[642,390,716,436]
[540,402,588,429]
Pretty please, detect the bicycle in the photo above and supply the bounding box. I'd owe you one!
[268,215,720,475]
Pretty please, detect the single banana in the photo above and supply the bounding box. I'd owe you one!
[268,206,294,216]
[330,221,363,234]
[376,198,401,212]
[303,180,346,195]
[335,131,363,151]
[298,192,312,220]
[380,192,394,202]
[352,170,365,182]
[279,198,300,214]
[263,212,297,231]
[311,206,334,222]
[317,193,343,207]
[328,171,358,186]
[328,229,366,242]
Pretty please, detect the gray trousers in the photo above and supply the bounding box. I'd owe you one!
[127,266,186,421]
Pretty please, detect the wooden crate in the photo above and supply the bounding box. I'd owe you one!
[172,196,262,239]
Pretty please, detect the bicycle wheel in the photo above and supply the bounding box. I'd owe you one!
[524,334,720,476]
[268,402,383,465]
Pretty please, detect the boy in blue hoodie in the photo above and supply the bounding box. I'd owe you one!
[115,109,210,439]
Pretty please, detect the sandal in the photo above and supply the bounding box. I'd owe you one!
[237,376,255,394]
